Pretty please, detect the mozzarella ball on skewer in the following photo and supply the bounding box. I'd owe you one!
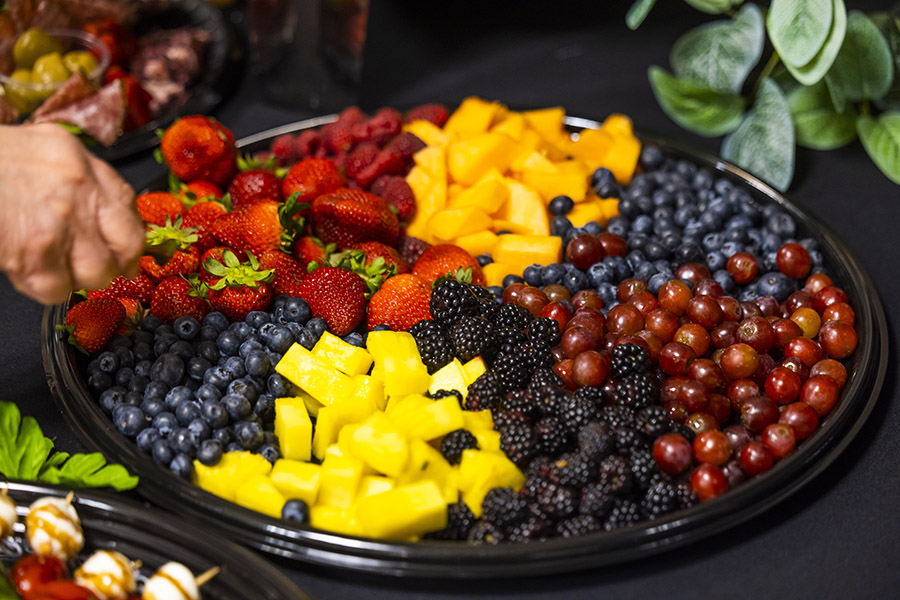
[74,549,137,600]
[24,496,84,560]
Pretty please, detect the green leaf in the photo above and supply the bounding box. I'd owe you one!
[783,0,847,86]
[670,3,764,94]
[626,0,656,30]
[683,0,743,15]
[39,453,138,492]
[722,78,795,191]
[825,11,894,103]
[873,15,900,110]
[787,81,857,149]
[768,0,834,67]
[648,66,746,136]
[857,112,900,184]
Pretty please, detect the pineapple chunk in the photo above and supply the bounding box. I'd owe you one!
[384,393,433,417]
[234,474,286,519]
[461,357,486,384]
[473,428,501,452]
[192,451,272,502]
[356,481,448,540]
[274,397,312,461]
[359,475,395,498]
[458,450,525,517]
[312,406,351,460]
[275,343,358,406]
[312,331,373,376]
[348,412,410,478]
[366,331,430,397]
[398,439,457,503]
[269,459,321,505]
[391,397,465,441]
[428,358,469,399]
[310,505,363,537]
[318,454,366,509]
[462,409,494,433]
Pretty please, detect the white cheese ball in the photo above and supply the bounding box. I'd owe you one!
[25,496,84,560]
[74,549,137,600]
[0,492,17,539]
[142,561,200,600]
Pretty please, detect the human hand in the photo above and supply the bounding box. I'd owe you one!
[0,123,145,304]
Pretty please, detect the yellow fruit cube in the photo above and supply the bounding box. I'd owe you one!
[192,451,272,502]
[482,262,516,287]
[496,179,549,236]
[602,113,634,137]
[447,133,518,186]
[491,219,536,236]
[353,374,386,411]
[462,409,494,432]
[348,412,410,478]
[274,396,312,461]
[404,119,450,147]
[269,459,321,505]
[312,331,373,376]
[429,206,494,240]
[359,475,395,498]
[391,396,465,441]
[521,169,588,203]
[384,393,433,417]
[429,358,469,399]
[275,344,358,406]
[413,145,447,181]
[567,198,606,228]
[318,454,366,508]
[458,450,525,517]
[443,96,501,139]
[309,505,362,537]
[461,357,486,384]
[312,406,351,460]
[604,133,641,184]
[601,198,620,220]
[510,149,558,173]
[473,428,501,452]
[297,389,323,418]
[569,127,614,166]
[490,113,527,140]
[234,474,286,519]
[398,439,456,503]
[454,230,499,258]
[356,480,448,540]
[493,234,562,274]
[449,178,509,214]
[522,106,566,140]
[366,331,431,397]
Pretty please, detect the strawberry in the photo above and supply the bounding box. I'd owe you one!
[205,251,274,322]
[384,132,426,162]
[199,246,242,285]
[282,158,345,204]
[60,298,126,353]
[140,217,200,282]
[366,274,432,331]
[178,180,223,206]
[325,247,399,295]
[228,169,284,209]
[291,236,335,268]
[182,201,227,252]
[150,275,210,324]
[398,236,432,266]
[297,266,367,336]
[350,241,410,275]
[160,115,238,187]
[258,250,306,297]
[311,187,400,248]
[140,246,200,282]
[404,103,449,127]
[87,273,154,304]
[355,150,404,189]
[370,175,416,223]
[345,142,379,182]
[136,191,183,227]
[209,196,306,256]
[412,244,486,286]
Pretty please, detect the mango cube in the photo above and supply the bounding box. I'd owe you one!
[275,343,358,406]
[192,451,272,502]
[493,234,562,274]
[447,133,518,186]
[453,230,499,258]
[234,474,286,519]
[348,412,410,478]
[429,206,493,240]
[274,396,312,461]
[567,198,606,228]
[391,396,465,441]
[604,133,641,184]
[413,145,447,181]
[318,454,366,508]
[310,505,362,537]
[366,331,430,397]
[448,178,509,214]
[429,358,469,399]
[312,331,373,376]
[496,179,549,236]
[403,119,449,147]
[461,357,486,384]
[443,96,500,139]
[356,481,448,540]
[483,262,517,286]
[522,106,566,140]
[269,459,321,505]
[458,450,525,517]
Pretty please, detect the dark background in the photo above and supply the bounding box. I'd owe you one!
[4,1,900,598]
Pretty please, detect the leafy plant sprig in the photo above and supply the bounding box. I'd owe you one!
[629,0,900,190]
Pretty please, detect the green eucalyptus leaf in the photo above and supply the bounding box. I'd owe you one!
[783,0,847,86]
[648,66,745,136]
[626,0,656,30]
[826,11,894,103]
[768,0,833,68]
[722,78,795,191]
[787,81,857,149]
[670,3,764,94]
[857,112,900,184]
[684,0,743,15]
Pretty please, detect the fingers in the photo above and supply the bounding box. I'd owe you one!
[8,268,74,306]
[89,156,144,279]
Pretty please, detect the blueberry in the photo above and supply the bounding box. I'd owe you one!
[140,314,162,332]
[674,243,704,264]
[112,405,147,437]
[225,442,243,453]
[702,232,725,252]
[476,253,493,267]
[169,453,194,479]
[143,380,169,404]
[216,330,242,356]
[153,334,179,358]
[282,499,310,524]
[128,373,150,394]
[133,330,154,346]
[633,262,656,282]
[714,177,734,196]
[108,334,132,349]
[199,326,220,342]
[175,401,202,426]
[136,428,161,454]
[587,262,614,287]
[187,417,212,442]
[699,211,723,231]
[626,233,649,252]
[713,269,736,294]
[809,249,824,267]
[281,297,311,324]
[222,394,252,420]
[140,398,166,418]
[692,169,714,191]
[164,385,193,409]
[88,372,113,394]
[170,427,200,455]
[540,263,566,286]
[199,399,228,428]
[550,215,573,237]
[548,195,575,215]
[343,332,365,348]
[168,340,194,364]
[243,350,271,379]
[290,327,314,350]
[257,443,281,465]
[152,412,179,437]
[606,216,628,237]
[563,227,586,248]
[114,367,135,388]
[195,382,223,403]
[228,378,260,403]
[371,324,392,332]
[155,324,175,337]
[522,264,543,286]
[643,241,669,261]
[254,394,276,422]
[591,168,619,198]
[307,318,328,340]
[639,145,664,170]
[171,315,200,341]
[234,420,264,450]
[683,219,707,239]
[201,311,228,332]
[245,311,271,329]
[229,322,253,340]
[212,427,234,447]
[755,271,796,301]
[97,351,119,374]
[596,282,617,307]
[193,341,217,365]
[651,188,674,208]
[603,255,632,280]
[99,387,126,415]
[625,250,647,271]
[660,233,682,252]
[499,274,523,291]
[631,214,652,235]
[721,241,743,257]
[150,353,185,387]
[767,211,796,237]
[488,285,504,299]
[261,324,294,354]
[221,355,246,380]
[563,270,587,295]
[272,295,290,311]
[151,439,175,466]
[133,342,153,362]
[184,357,209,381]
[196,439,223,466]
[203,365,233,391]
[705,251,727,272]
[266,373,292,397]
[123,391,143,407]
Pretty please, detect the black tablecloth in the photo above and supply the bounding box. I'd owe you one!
[3,2,900,598]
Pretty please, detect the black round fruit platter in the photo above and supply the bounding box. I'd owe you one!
[41,115,888,578]
[0,480,309,598]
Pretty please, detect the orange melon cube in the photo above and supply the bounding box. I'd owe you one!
[482,262,517,287]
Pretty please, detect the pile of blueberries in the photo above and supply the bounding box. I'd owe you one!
[84,296,334,479]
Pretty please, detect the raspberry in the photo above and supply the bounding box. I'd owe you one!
[367,107,403,146]
[573,385,604,405]
[534,481,578,521]
[507,513,552,543]
[295,129,323,158]
[430,389,463,404]
[629,447,660,493]
[321,119,355,154]
[378,177,416,223]
[450,316,500,363]
[481,487,527,529]
[356,150,404,188]
[611,343,650,378]
[598,405,637,430]
[404,103,450,126]
[425,502,475,541]
[398,236,431,266]
[271,134,298,164]
[612,426,646,453]
[408,319,454,374]
[528,367,564,393]
[440,429,478,465]
[345,142,379,182]
[384,132,426,161]
[497,327,527,356]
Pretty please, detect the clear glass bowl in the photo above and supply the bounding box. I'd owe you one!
[41,116,889,578]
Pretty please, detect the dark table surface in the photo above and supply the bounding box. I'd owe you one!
[3,1,900,598]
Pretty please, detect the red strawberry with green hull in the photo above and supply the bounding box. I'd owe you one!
[204,251,275,321]
[160,115,238,188]
[258,250,307,297]
[366,273,432,332]
[311,187,399,249]
[282,158,345,204]
[139,217,200,282]
[136,191,183,227]
[209,195,306,256]
[60,298,126,353]
[297,266,367,336]
[150,275,210,324]
[182,201,227,252]
[87,273,154,304]
[228,169,284,209]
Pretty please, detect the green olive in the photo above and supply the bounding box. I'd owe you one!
[62,50,99,76]
[32,52,72,97]
[3,69,42,114]
[13,27,63,70]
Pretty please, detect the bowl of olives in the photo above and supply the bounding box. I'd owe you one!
[0,27,111,115]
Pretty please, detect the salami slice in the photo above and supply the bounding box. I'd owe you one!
[31,79,126,146]
[0,95,20,124]
[29,70,98,121]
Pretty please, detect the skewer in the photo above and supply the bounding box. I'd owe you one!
[195,566,220,587]
[65,491,75,505]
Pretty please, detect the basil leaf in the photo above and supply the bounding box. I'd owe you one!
[722,78,795,191]
[857,112,900,184]
[0,403,53,480]
[39,453,138,492]
[788,81,857,150]
[626,0,656,30]
[782,0,848,86]
[671,3,764,94]
[768,0,834,68]
[684,0,743,15]
[648,66,745,136]
[826,11,894,103]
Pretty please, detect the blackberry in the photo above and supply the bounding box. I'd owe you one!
[629,447,660,492]
[449,316,500,363]
[610,343,650,378]
[507,513,552,543]
[515,340,554,374]
[524,457,554,481]
[496,327,527,356]
[527,317,561,348]
[408,320,454,374]
[520,475,554,501]
[673,478,698,509]
[534,385,570,417]
[429,389,463,405]
[501,389,541,420]
[467,520,504,544]
[500,423,539,467]
[603,498,641,531]
[573,385,604,405]
[440,429,479,465]
[550,452,596,488]
[481,487,528,529]
[534,416,571,457]
[556,394,601,435]
[597,454,633,496]
[492,353,530,393]
[640,477,680,520]
[465,371,504,411]
[635,405,673,440]
[598,405,637,430]
[577,421,615,462]
[495,302,534,330]
[528,367,564,393]
[579,483,615,519]
[425,502,476,541]
[492,410,530,431]
[612,426,647,452]
[613,373,658,410]
[555,515,602,538]
[430,280,482,327]
[534,481,578,521]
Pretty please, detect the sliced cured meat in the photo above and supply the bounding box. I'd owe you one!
[57,0,134,27]
[0,95,20,124]
[7,0,72,34]
[31,79,125,146]
[29,70,97,120]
